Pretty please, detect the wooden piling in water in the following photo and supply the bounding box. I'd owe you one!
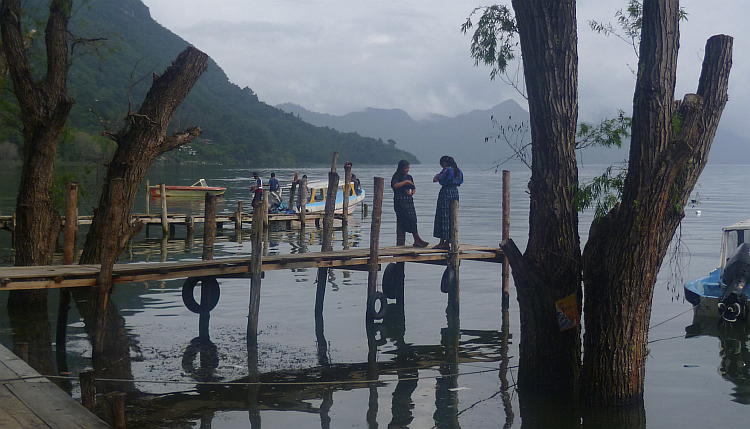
[299,177,308,226]
[316,171,339,317]
[330,151,339,173]
[343,163,351,225]
[367,177,384,316]
[79,369,96,412]
[63,182,78,264]
[58,183,78,358]
[95,179,123,356]
[160,183,168,237]
[448,199,460,306]
[145,179,150,216]
[202,193,217,261]
[262,189,269,228]
[248,199,264,339]
[288,171,298,213]
[502,170,510,310]
[235,201,243,231]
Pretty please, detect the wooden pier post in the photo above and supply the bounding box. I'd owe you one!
[185,215,195,243]
[299,176,308,226]
[95,178,124,356]
[330,151,339,173]
[79,369,96,412]
[160,183,168,237]
[200,193,217,338]
[203,193,217,261]
[343,162,351,225]
[367,177,384,317]
[502,170,510,310]
[315,172,339,318]
[248,199,264,341]
[63,182,79,264]
[288,171,299,213]
[235,201,243,231]
[145,179,150,216]
[58,182,78,360]
[448,200,460,306]
[262,189,269,228]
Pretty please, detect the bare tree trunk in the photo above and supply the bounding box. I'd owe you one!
[581,0,732,405]
[79,46,208,264]
[504,0,581,399]
[1,0,74,371]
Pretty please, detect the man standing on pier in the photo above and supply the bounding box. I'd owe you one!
[251,172,263,206]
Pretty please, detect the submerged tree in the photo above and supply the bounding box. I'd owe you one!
[465,0,732,408]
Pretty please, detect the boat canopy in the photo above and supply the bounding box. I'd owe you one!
[192,179,209,188]
[720,217,750,271]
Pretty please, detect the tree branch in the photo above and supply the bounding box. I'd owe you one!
[159,126,203,153]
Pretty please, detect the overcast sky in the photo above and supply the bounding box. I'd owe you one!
[140,0,747,137]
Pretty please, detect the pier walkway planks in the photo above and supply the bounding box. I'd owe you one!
[0,244,504,290]
[0,344,110,429]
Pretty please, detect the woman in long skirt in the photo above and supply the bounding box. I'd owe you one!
[391,160,429,247]
[432,156,462,250]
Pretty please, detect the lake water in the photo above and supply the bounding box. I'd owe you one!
[0,162,747,428]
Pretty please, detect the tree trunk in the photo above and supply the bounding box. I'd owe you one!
[506,0,581,398]
[1,0,74,370]
[581,0,732,406]
[79,46,208,264]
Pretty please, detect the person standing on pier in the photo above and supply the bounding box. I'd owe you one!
[391,160,429,248]
[432,156,462,250]
[251,172,263,206]
[268,172,280,194]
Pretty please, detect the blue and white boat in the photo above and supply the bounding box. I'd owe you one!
[290,179,365,215]
[685,218,750,322]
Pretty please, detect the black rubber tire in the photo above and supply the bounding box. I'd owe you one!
[182,277,221,314]
[367,291,388,320]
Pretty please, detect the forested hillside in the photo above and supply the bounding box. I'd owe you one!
[1,0,418,166]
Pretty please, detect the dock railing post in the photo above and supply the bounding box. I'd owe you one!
[448,199,460,307]
[315,171,339,319]
[288,171,299,214]
[343,162,351,225]
[367,177,384,318]
[248,198,264,412]
[200,193,217,338]
[235,201,243,232]
[145,179,150,216]
[58,182,78,359]
[202,193,217,261]
[95,178,123,356]
[299,176,308,225]
[79,369,96,412]
[502,170,510,310]
[160,183,168,237]
[63,182,79,265]
[262,189,269,228]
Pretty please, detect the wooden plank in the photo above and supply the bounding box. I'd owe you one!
[0,385,47,429]
[6,382,109,428]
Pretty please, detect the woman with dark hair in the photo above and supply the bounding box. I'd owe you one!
[391,160,429,248]
[432,156,462,250]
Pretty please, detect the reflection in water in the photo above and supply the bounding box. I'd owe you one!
[182,336,221,382]
[686,316,750,404]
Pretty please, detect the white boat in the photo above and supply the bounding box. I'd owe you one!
[685,217,750,322]
[288,179,365,214]
[149,179,226,198]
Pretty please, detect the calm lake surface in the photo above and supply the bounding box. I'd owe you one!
[0,162,747,428]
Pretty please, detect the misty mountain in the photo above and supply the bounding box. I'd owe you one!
[277,100,531,167]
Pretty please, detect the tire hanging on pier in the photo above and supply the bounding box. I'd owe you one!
[382,262,404,299]
[182,277,221,314]
[367,291,387,320]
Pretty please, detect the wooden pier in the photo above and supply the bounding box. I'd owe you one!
[0,244,502,290]
[0,344,109,429]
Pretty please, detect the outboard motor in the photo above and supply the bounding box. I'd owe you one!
[719,243,750,322]
[267,191,283,212]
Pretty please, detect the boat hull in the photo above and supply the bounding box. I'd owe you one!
[685,268,750,318]
[149,185,226,198]
[303,190,365,214]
